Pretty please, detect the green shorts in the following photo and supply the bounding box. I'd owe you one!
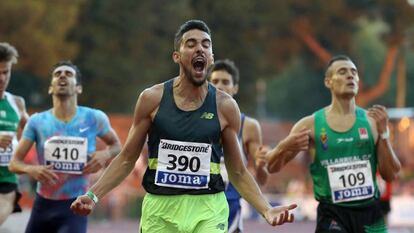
[140,192,229,233]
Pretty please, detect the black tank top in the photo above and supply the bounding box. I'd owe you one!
[143,79,225,195]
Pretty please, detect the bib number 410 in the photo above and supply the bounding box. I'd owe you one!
[51,148,79,161]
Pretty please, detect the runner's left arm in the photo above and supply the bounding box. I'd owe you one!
[220,95,296,226]
[83,128,122,174]
[243,117,268,185]
[14,95,29,139]
[368,105,401,182]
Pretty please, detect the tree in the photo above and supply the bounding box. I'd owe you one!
[71,0,192,112]
[0,0,83,78]
[0,0,83,108]
[283,0,414,107]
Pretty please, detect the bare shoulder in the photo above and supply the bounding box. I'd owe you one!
[216,89,237,111]
[216,89,240,130]
[297,114,314,127]
[244,116,260,132]
[242,116,261,144]
[140,83,165,106]
[140,83,163,102]
[292,114,315,134]
[11,94,27,111]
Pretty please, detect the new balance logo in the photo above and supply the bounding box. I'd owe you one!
[216,223,225,231]
[200,112,214,119]
[329,220,342,231]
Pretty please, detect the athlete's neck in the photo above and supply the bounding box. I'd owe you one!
[328,97,356,116]
[0,91,5,99]
[173,76,208,102]
[52,96,78,122]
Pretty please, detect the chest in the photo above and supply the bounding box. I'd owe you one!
[325,115,355,132]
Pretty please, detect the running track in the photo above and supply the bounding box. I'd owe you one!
[1,210,413,233]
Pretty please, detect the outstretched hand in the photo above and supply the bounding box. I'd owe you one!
[70,195,96,216]
[263,204,297,226]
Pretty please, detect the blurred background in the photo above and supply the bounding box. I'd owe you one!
[1,0,414,232]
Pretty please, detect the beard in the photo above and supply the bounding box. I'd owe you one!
[183,66,206,87]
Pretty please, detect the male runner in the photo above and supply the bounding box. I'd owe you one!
[0,42,29,225]
[9,61,121,233]
[208,59,268,233]
[265,55,401,233]
[71,19,296,233]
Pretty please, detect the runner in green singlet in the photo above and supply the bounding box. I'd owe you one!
[0,42,29,225]
[70,19,297,233]
[264,55,401,233]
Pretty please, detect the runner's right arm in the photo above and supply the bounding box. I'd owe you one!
[9,138,59,183]
[71,86,161,215]
[266,116,312,173]
[88,88,157,198]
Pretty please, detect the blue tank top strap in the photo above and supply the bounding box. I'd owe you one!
[238,113,245,140]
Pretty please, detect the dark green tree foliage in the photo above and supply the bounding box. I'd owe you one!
[0,1,82,77]
[72,0,192,112]
[0,1,83,108]
[3,0,414,117]
[266,58,330,120]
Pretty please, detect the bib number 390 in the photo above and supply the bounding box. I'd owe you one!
[155,139,212,190]
[166,154,201,172]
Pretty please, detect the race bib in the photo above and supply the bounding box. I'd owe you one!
[44,136,88,174]
[327,160,374,203]
[0,132,18,166]
[155,139,211,189]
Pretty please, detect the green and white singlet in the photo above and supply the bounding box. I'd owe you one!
[311,107,380,207]
[0,92,20,184]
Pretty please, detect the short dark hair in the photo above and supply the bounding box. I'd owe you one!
[325,55,352,77]
[51,60,82,85]
[0,42,18,64]
[174,19,211,51]
[207,59,240,85]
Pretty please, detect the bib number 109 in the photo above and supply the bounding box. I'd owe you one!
[339,172,365,188]
[166,154,200,172]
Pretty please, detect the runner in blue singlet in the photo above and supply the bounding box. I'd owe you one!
[9,61,121,233]
[208,59,269,233]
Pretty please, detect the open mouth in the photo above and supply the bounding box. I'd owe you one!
[192,58,206,72]
[58,81,68,87]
